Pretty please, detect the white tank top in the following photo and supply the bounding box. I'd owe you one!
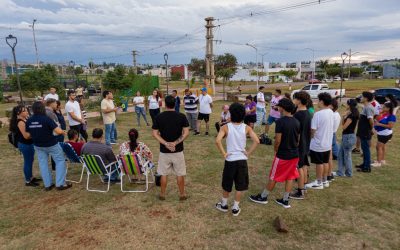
[226,123,248,162]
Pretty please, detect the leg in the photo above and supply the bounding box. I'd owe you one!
[18,143,35,182]
[323,163,330,181]
[141,108,149,125]
[104,123,111,145]
[135,107,141,126]
[297,167,304,189]
[177,176,186,197]
[361,139,371,171]
[285,180,294,193]
[382,143,386,162]
[328,151,333,177]
[191,113,197,130]
[266,180,277,191]
[205,121,210,133]
[160,176,167,197]
[316,164,323,181]
[256,108,263,126]
[215,122,220,132]
[377,142,384,163]
[112,122,117,143]
[355,136,360,150]
[196,120,201,133]
[49,144,67,187]
[186,113,193,130]
[35,147,53,188]
[337,143,345,176]
[303,166,308,184]
[332,133,339,159]
[234,191,242,204]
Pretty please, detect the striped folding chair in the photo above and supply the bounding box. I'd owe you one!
[60,142,84,183]
[81,154,118,192]
[118,153,155,193]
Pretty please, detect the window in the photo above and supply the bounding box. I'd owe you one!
[302,86,311,90]
[311,85,319,90]
[321,86,329,90]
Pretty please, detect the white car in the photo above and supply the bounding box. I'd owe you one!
[291,84,346,99]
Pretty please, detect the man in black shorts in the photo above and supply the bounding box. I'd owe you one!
[195,88,213,136]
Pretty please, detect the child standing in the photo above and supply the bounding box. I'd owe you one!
[215,103,259,216]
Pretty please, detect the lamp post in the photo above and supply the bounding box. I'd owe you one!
[6,34,23,103]
[69,60,76,87]
[305,48,315,82]
[260,52,268,83]
[29,19,40,69]
[164,53,169,95]
[340,52,348,103]
[246,43,259,90]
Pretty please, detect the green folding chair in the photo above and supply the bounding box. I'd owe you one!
[118,153,155,193]
[81,154,118,193]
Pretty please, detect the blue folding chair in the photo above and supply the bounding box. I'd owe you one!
[60,142,85,183]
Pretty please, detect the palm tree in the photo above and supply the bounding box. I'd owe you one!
[318,60,329,78]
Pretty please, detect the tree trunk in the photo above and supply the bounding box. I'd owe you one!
[223,78,226,101]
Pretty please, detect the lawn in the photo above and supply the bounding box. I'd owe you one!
[0,101,399,249]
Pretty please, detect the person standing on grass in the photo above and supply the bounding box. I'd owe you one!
[101,90,119,146]
[244,95,257,130]
[334,99,359,177]
[249,98,300,208]
[10,105,41,187]
[256,86,267,126]
[148,90,161,126]
[133,91,149,127]
[195,88,213,136]
[183,89,198,131]
[45,99,64,171]
[356,92,375,173]
[172,90,181,112]
[215,103,259,216]
[289,91,312,200]
[327,98,341,182]
[26,101,70,191]
[215,105,231,133]
[371,102,396,167]
[152,95,190,201]
[264,89,283,135]
[75,85,84,101]
[44,87,59,101]
[65,90,87,142]
[305,93,333,190]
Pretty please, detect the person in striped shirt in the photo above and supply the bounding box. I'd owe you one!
[183,89,198,131]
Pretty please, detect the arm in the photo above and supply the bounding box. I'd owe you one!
[18,121,31,139]
[174,127,189,145]
[274,133,282,154]
[311,129,316,138]
[215,125,228,158]
[68,111,84,123]
[102,107,118,114]
[246,126,260,156]
[368,118,374,128]
[375,121,395,129]
[342,118,353,130]
[152,129,168,146]
[53,127,66,136]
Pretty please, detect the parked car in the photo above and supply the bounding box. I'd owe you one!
[291,84,346,99]
[373,88,400,104]
[308,79,321,84]
[333,76,342,81]
[323,78,333,83]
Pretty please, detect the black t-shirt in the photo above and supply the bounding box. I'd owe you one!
[343,113,359,134]
[275,116,300,160]
[26,114,58,147]
[16,119,33,145]
[152,111,189,153]
[293,110,311,156]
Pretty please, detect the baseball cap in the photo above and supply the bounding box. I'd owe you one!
[276,98,295,113]
[201,87,207,92]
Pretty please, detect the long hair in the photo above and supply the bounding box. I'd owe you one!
[128,128,139,152]
[9,105,25,132]
[383,102,394,115]
[386,94,398,108]
[347,99,359,118]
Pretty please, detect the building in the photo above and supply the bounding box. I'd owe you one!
[171,65,188,80]
[383,63,400,79]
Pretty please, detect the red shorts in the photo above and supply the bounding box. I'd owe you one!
[269,157,299,182]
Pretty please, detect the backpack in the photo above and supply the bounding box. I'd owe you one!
[259,134,272,145]
[8,131,18,148]
[253,95,258,103]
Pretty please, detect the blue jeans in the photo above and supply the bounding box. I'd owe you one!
[332,132,339,159]
[360,138,371,170]
[337,134,356,177]
[105,122,117,145]
[135,106,148,126]
[256,107,266,125]
[18,142,35,182]
[35,144,66,187]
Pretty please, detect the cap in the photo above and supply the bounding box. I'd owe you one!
[276,98,295,113]
[201,87,207,92]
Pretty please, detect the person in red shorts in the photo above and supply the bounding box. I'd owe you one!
[249,98,300,208]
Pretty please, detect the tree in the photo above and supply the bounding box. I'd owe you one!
[318,60,329,78]
[188,58,206,77]
[171,72,182,81]
[74,67,84,75]
[325,64,342,78]
[103,65,127,90]
[215,53,238,100]
[279,70,297,82]
[361,61,370,67]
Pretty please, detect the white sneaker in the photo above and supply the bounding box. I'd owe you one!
[371,162,382,167]
[323,181,330,188]
[305,180,324,190]
[381,160,387,165]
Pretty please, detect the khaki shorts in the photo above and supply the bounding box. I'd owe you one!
[157,152,187,176]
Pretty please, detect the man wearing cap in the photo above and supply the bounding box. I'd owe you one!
[195,87,213,136]
[249,98,300,209]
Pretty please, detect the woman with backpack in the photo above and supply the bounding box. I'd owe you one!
[9,105,40,187]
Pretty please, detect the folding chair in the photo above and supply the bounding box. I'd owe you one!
[118,153,155,193]
[60,142,84,183]
[81,154,119,193]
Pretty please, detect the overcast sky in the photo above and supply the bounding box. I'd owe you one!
[0,0,399,66]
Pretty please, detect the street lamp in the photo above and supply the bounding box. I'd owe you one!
[304,48,315,82]
[340,52,348,103]
[260,52,268,83]
[347,51,360,79]
[6,34,23,103]
[29,19,40,69]
[246,43,259,90]
[164,53,169,95]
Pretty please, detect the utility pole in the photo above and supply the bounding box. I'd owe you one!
[132,50,138,74]
[348,48,351,79]
[205,17,216,96]
[30,19,40,69]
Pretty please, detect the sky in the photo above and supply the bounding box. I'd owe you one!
[0,0,399,66]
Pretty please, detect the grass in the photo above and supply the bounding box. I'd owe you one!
[0,105,400,248]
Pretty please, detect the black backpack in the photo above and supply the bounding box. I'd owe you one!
[8,131,18,148]
[259,134,272,145]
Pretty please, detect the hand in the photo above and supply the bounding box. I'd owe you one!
[114,107,119,112]
[223,152,231,159]
[244,151,249,157]
[165,142,176,152]
[80,119,85,124]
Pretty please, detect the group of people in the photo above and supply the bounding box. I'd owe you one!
[9,84,397,216]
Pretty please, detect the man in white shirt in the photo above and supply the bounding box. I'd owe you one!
[65,90,87,141]
[305,93,333,190]
[256,86,267,126]
[195,87,213,136]
[328,98,341,182]
[101,90,118,145]
[44,87,59,101]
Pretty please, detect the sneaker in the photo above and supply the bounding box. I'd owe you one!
[371,162,382,168]
[327,175,335,182]
[289,191,304,200]
[31,177,42,183]
[381,160,387,165]
[352,148,361,154]
[44,184,55,191]
[194,132,200,136]
[355,164,364,169]
[357,168,371,173]
[56,183,72,191]
[249,194,268,204]
[25,181,39,187]
[323,181,330,188]
[275,198,291,208]
[305,180,324,190]
[110,142,117,145]
[215,202,228,212]
[232,207,241,216]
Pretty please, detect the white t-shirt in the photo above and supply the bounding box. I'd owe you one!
[44,93,59,101]
[148,96,159,110]
[133,96,145,108]
[65,100,82,126]
[333,111,341,133]
[310,108,334,152]
[199,94,213,114]
[101,99,116,125]
[256,92,265,109]
[371,100,381,116]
